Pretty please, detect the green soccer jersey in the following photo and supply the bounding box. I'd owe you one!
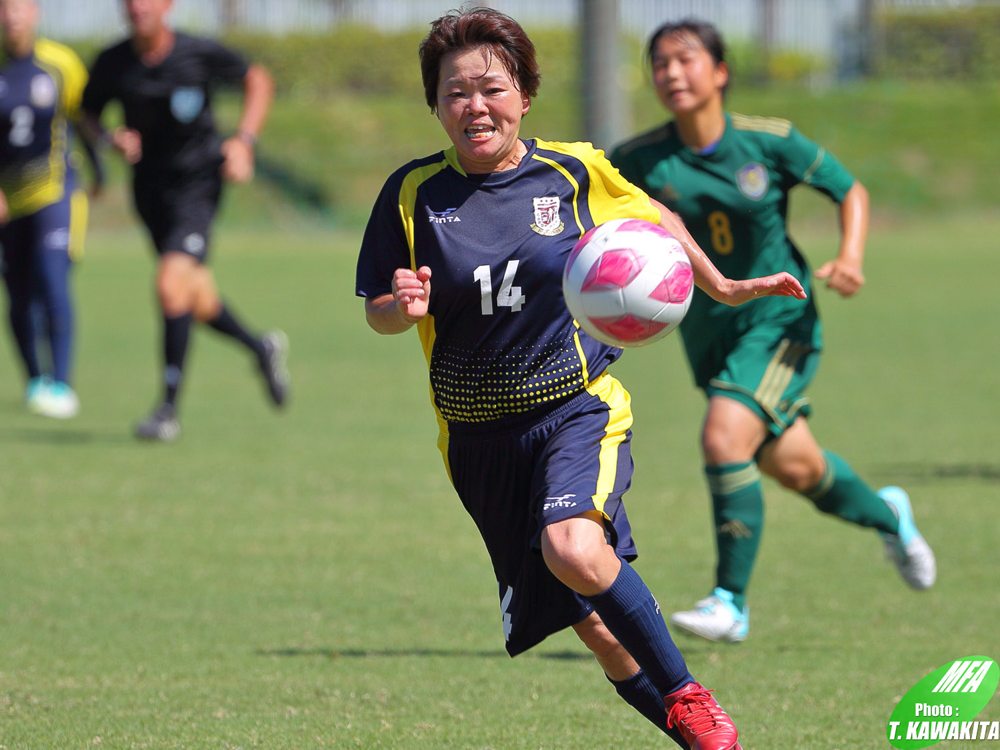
[610,112,855,364]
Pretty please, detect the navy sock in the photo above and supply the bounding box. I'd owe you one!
[587,557,694,697]
[609,670,689,748]
[207,302,265,358]
[163,312,192,406]
[9,297,41,379]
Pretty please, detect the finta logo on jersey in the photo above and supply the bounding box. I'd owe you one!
[542,494,577,512]
[427,206,461,224]
[530,196,564,236]
[887,656,1000,748]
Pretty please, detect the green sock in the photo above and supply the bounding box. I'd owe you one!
[706,461,764,611]
[805,451,899,534]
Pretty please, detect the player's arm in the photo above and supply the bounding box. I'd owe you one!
[364,267,432,335]
[650,198,806,306]
[220,63,274,183]
[815,180,869,297]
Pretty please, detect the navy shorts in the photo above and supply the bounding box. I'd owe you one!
[443,372,638,657]
[133,173,222,263]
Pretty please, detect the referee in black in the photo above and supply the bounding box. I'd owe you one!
[82,0,287,441]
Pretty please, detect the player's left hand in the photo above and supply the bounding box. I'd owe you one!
[723,272,807,306]
[221,137,255,183]
[815,258,865,297]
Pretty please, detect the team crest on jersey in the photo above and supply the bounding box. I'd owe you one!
[170,87,205,123]
[736,163,769,201]
[30,74,56,108]
[530,196,564,236]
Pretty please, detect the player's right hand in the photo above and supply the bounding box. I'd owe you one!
[111,127,142,164]
[0,189,8,226]
[392,266,432,322]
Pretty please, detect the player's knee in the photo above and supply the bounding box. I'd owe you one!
[701,423,749,464]
[770,457,824,493]
[540,523,605,594]
[156,265,195,315]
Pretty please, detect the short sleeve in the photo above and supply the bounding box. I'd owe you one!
[356,175,411,299]
[81,49,114,119]
[774,125,855,203]
[200,38,250,86]
[582,144,661,226]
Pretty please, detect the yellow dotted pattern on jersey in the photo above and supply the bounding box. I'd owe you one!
[430,333,586,423]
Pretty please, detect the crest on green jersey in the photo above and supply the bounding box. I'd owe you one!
[736,163,769,201]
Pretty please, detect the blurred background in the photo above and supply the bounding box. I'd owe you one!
[1,2,998,748]
[37,0,1000,229]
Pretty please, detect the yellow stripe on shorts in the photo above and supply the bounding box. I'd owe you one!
[585,373,633,517]
[755,339,808,411]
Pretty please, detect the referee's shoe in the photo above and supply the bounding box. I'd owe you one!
[258,330,290,407]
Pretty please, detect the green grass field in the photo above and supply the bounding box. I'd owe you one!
[0,202,997,748]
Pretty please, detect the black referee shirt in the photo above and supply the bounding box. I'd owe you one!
[82,32,248,185]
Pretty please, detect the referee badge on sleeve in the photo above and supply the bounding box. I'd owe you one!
[171,87,205,123]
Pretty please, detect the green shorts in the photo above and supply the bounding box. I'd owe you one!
[701,326,820,437]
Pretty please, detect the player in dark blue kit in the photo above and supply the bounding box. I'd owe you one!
[357,10,805,749]
[0,0,100,418]
[81,0,287,441]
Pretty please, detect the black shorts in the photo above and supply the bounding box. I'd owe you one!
[443,373,638,657]
[133,173,222,263]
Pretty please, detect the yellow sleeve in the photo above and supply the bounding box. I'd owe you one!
[538,140,662,227]
[35,39,88,120]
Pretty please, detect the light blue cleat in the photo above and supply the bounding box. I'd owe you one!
[670,587,749,643]
[36,380,80,419]
[25,376,52,413]
[878,486,936,590]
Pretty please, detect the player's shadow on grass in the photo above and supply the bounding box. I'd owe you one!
[0,427,135,445]
[867,462,1000,483]
[258,647,590,662]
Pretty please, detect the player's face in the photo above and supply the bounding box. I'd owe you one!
[436,45,531,174]
[0,0,38,47]
[124,0,172,39]
[651,32,727,115]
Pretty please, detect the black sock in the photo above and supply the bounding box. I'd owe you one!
[207,302,265,358]
[163,312,192,407]
[609,670,688,747]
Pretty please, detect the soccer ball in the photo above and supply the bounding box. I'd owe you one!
[562,218,694,348]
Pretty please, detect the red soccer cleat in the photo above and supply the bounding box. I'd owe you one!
[664,682,742,750]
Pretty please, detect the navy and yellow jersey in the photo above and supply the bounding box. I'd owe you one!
[356,138,661,428]
[0,39,87,219]
[82,32,248,183]
[611,112,855,352]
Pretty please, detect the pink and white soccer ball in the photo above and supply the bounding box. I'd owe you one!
[562,218,694,348]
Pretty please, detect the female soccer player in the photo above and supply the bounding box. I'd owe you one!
[357,9,806,747]
[610,19,935,643]
[81,0,287,441]
[0,0,100,418]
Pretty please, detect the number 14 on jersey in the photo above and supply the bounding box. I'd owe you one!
[474,260,525,315]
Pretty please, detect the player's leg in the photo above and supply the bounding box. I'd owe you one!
[0,218,46,403]
[191,265,288,407]
[758,417,935,589]
[572,612,688,747]
[30,196,79,418]
[669,396,764,643]
[538,375,740,749]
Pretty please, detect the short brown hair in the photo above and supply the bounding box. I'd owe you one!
[419,7,541,113]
